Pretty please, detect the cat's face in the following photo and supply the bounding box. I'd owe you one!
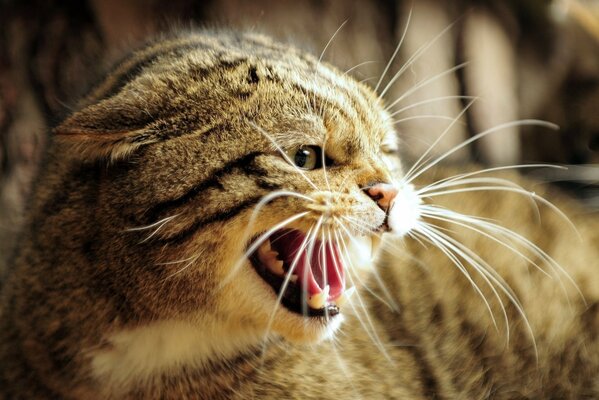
[55,32,418,344]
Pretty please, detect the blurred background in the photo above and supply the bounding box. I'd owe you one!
[1,0,598,266]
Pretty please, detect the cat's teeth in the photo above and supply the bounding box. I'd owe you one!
[308,285,329,310]
[258,240,272,255]
[289,274,298,283]
[269,260,285,276]
[257,242,284,276]
[335,286,356,307]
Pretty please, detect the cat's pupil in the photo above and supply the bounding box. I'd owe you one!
[295,149,310,168]
[289,146,320,170]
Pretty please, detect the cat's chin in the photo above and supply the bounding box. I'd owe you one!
[270,310,345,344]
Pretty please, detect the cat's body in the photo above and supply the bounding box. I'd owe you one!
[1,30,599,399]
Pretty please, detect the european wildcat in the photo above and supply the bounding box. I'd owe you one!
[1,30,598,399]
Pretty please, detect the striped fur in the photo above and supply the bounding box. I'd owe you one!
[1,30,599,399]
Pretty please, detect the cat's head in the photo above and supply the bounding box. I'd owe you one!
[53,31,420,345]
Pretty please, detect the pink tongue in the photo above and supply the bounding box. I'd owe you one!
[270,230,345,300]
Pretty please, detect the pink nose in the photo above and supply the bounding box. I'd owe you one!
[366,183,398,210]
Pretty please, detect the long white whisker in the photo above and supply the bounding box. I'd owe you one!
[404,120,559,184]
[416,223,539,357]
[419,185,580,239]
[336,217,399,311]
[419,209,551,278]
[318,20,349,63]
[385,62,469,111]
[402,99,476,183]
[393,115,467,125]
[241,190,315,252]
[417,164,567,194]
[411,226,501,332]
[126,214,180,243]
[303,217,325,316]
[379,20,459,99]
[345,61,378,76]
[335,229,394,363]
[419,204,583,302]
[260,226,315,360]
[374,7,413,93]
[388,95,476,117]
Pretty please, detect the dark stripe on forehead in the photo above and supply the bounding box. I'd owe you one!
[144,151,264,223]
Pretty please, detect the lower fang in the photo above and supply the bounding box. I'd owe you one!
[307,285,329,310]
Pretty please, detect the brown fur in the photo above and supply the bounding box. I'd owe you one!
[1,30,599,399]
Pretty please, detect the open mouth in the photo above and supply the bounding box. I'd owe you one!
[249,229,350,318]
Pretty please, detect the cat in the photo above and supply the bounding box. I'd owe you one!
[1,29,598,399]
[3,0,599,277]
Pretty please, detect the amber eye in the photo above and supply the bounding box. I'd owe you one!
[286,145,322,170]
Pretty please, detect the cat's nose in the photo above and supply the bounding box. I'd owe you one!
[366,183,398,211]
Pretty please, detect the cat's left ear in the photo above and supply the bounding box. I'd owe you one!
[53,93,162,162]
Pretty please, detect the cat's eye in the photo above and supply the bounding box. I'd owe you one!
[286,145,326,170]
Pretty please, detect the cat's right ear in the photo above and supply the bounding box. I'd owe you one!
[53,93,161,162]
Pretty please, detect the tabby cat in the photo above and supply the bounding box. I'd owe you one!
[1,30,599,399]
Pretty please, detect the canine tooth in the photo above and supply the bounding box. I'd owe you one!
[258,240,271,254]
[336,287,356,307]
[270,260,285,275]
[289,275,298,283]
[307,285,329,310]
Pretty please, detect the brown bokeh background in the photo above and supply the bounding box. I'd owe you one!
[1,0,598,268]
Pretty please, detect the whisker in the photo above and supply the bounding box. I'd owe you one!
[413,224,506,335]
[260,226,315,361]
[387,95,476,118]
[318,20,349,64]
[335,230,394,363]
[336,217,399,311]
[404,120,559,185]
[392,114,468,125]
[303,217,325,317]
[385,62,469,111]
[344,60,378,76]
[419,208,551,279]
[420,185,580,239]
[419,205,583,302]
[379,19,459,99]
[402,99,476,184]
[374,6,413,93]
[417,164,567,194]
[415,222,539,357]
[125,214,180,243]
